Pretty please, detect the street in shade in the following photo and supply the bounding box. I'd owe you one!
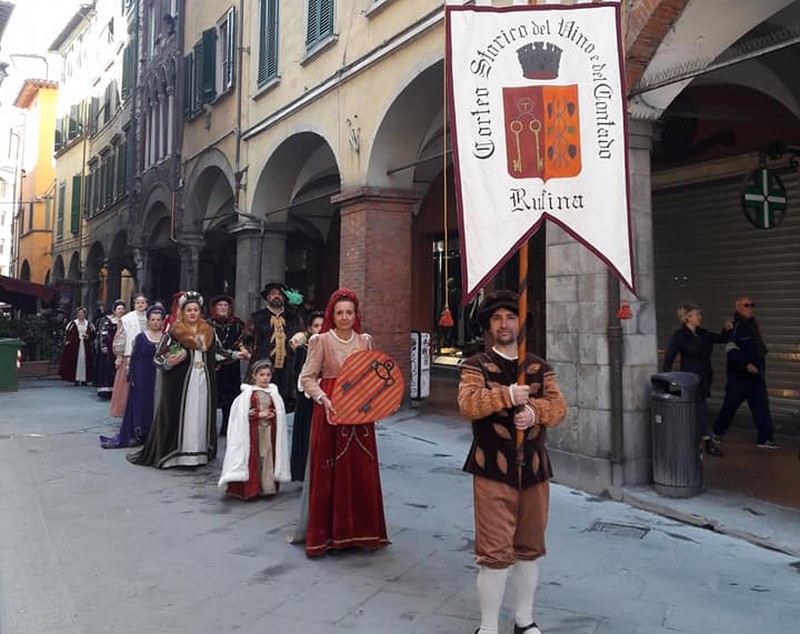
[0,379,798,634]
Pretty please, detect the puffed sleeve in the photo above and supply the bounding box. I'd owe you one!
[299,334,325,404]
[457,358,515,420]
[527,370,567,428]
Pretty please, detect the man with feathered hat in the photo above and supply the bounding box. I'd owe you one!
[239,282,305,410]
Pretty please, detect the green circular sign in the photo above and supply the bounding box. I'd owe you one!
[741,168,787,229]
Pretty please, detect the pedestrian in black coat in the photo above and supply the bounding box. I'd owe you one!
[662,302,725,456]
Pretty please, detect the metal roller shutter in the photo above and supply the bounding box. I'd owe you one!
[653,170,800,435]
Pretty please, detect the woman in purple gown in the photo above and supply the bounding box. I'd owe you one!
[100,306,165,449]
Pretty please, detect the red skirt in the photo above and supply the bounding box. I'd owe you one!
[226,410,279,500]
[305,378,389,556]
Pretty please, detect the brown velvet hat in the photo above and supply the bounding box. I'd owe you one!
[476,289,533,330]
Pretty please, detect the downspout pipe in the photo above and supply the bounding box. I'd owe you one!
[234,0,244,206]
[607,270,625,489]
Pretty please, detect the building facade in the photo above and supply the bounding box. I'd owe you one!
[50,0,139,314]
[10,79,58,285]
[41,0,800,497]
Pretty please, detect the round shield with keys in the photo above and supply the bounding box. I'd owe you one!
[329,350,405,425]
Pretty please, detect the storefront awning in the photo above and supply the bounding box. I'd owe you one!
[0,275,58,311]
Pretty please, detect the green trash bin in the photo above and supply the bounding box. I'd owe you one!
[0,338,25,392]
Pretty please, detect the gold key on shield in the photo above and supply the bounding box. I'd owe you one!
[530,119,543,170]
[510,120,524,173]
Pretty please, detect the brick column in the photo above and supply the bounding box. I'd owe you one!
[332,188,419,392]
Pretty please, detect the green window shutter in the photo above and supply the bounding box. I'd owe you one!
[258,0,279,86]
[70,175,81,234]
[306,0,319,49]
[57,183,65,237]
[201,27,217,104]
[319,0,333,39]
[89,98,99,135]
[306,0,333,50]
[85,172,93,218]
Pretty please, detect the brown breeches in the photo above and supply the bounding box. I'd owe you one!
[473,475,549,569]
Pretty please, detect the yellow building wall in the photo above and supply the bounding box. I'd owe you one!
[16,86,58,283]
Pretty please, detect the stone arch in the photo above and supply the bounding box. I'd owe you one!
[67,251,81,282]
[367,58,445,192]
[629,0,797,116]
[183,148,236,235]
[250,132,341,304]
[85,241,106,313]
[52,255,65,282]
[20,260,31,281]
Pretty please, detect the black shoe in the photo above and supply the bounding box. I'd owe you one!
[514,623,543,634]
[704,439,723,457]
[74,381,79,387]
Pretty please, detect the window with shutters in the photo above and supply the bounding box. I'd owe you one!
[56,183,65,238]
[306,0,334,51]
[201,27,218,103]
[28,202,33,231]
[258,0,279,87]
[70,175,81,235]
[218,7,235,94]
[185,27,219,118]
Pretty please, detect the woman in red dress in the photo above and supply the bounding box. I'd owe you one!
[299,288,389,556]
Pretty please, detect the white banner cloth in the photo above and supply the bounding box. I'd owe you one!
[447,4,635,299]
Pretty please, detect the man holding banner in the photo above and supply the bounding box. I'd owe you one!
[458,290,566,634]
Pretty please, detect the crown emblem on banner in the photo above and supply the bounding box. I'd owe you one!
[516,42,562,80]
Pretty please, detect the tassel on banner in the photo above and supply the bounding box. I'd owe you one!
[617,301,633,320]
[438,306,454,327]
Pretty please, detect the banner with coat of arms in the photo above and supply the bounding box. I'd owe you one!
[446,3,635,300]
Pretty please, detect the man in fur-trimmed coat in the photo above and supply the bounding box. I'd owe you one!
[458,290,567,634]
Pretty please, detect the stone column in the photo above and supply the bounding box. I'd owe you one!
[331,187,418,391]
[179,235,203,292]
[106,266,122,303]
[259,224,291,303]
[545,119,658,496]
[230,222,264,318]
[621,119,659,487]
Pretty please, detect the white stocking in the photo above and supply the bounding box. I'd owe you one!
[477,566,509,634]
[512,559,540,628]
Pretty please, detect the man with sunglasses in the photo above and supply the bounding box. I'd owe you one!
[712,297,779,449]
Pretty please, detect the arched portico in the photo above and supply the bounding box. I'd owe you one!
[244,132,341,318]
[84,241,106,315]
[52,255,65,282]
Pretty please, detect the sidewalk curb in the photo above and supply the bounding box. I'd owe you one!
[622,487,800,558]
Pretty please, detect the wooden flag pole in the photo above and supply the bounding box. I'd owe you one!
[516,242,529,467]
